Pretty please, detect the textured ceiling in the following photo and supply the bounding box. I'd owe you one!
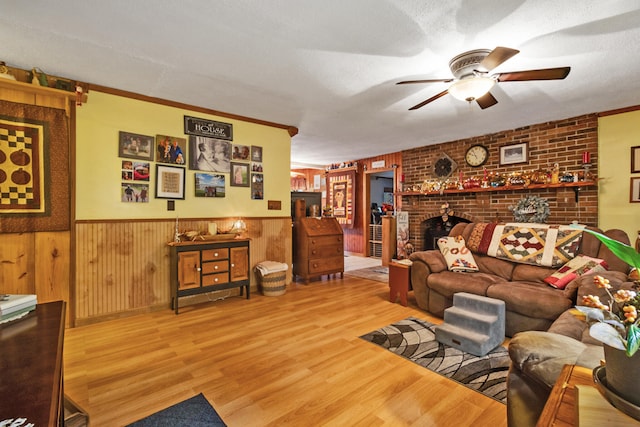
[2,1,640,168]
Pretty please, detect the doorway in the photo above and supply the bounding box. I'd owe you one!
[364,169,395,258]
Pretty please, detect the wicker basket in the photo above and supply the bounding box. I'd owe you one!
[259,270,287,296]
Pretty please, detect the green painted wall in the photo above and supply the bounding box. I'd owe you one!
[598,109,640,243]
[76,91,291,220]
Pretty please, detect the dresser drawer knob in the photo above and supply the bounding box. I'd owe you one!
[214,252,219,257]
[196,267,201,272]
[312,250,317,255]
[214,278,219,282]
[214,265,219,270]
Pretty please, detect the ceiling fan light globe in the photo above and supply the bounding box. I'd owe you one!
[448,77,495,102]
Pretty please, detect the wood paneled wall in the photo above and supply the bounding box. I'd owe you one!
[290,168,325,194]
[347,153,402,256]
[0,231,70,300]
[291,154,402,256]
[74,217,291,325]
[0,79,74,325]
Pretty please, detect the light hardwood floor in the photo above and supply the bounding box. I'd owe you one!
[63,274,508,426]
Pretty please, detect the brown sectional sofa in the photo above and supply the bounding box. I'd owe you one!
[506,272,636,426]
[409,222,630,337]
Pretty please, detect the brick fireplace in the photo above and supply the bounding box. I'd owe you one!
[421,214,471,250]
[400,114,599,251]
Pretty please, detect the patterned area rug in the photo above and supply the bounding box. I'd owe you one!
[126,393,226,426]
[360,317,509,403]
[344,266,389,282]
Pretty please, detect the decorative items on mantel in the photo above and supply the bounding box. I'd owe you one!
[402,163,595,195]
[400,179,596,200]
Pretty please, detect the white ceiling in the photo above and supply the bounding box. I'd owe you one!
[2,1,640,168]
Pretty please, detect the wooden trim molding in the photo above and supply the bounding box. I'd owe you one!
[88,83,298,135]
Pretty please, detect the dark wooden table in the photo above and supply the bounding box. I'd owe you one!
[1,301,66,427]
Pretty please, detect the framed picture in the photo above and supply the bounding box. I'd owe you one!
[121,183,149,203]
[156,135,187,165]
[499,142,529,166]
[118,131,154,160]
[251,173,264,200]
[232,144,250,161]
[251,162,263,172]
[188,136,231,173]
[155,164,185,199]
[251,145,263,162]
[121,160,133,181]
[230,162,250,187]
[631,177,640,203]
[194,173,225,198]
[132,162,150,181]
[631,146,640,173]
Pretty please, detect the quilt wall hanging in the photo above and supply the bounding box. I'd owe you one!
[0,100,69,232]
[326,168,355,228]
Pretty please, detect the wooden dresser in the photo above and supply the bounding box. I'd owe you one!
[169,238,250,313]
[293,216,344,283]
[1,301,66,426]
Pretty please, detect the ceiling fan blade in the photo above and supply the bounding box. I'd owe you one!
[480,46,520,71]
[397,78,453,85]
[497,67,571,82]
[409,89,449,110]
[476,92,498,110]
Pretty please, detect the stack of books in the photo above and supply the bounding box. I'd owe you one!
[0,294,37,324]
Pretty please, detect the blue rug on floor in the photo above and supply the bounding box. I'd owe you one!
[126,393,226,426]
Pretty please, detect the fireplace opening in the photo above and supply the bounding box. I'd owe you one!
[422,215,471,250]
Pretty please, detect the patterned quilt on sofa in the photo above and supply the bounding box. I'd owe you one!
[466,222,584,267]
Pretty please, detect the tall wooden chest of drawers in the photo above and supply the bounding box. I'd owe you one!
[293,216,344,283]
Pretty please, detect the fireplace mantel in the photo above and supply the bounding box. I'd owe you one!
[398,180,596,203]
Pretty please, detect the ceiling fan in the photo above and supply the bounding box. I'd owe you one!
[397,46,570,110]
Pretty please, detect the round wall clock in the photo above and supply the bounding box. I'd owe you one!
[465,144,489,167]
[433,153,457,178]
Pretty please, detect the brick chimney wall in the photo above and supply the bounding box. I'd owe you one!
[401,114,598,250]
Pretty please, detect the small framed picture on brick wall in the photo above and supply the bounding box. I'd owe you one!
[499,142,528,166]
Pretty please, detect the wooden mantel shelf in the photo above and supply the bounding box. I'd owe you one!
[0,76,87,116]
[397,180,596,199]
[0,76,81,98]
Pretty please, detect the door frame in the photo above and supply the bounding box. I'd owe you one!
[362,167,396,256]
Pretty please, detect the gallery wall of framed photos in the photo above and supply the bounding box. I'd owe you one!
[118,127,265,204]
[76,91,292,220]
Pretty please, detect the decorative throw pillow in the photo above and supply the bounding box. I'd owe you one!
[437,235,479,273]
[544,255,609,289]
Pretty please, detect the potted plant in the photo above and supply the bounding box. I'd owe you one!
[572,227,640,410]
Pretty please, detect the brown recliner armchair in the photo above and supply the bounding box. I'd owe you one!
[506,271,634,427]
